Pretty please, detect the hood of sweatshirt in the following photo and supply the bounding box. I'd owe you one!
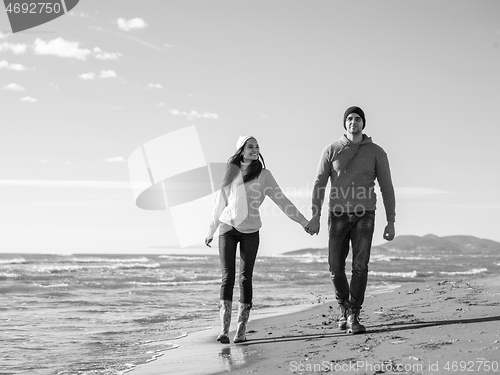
[339,134,373,147]
[333,134,373,175]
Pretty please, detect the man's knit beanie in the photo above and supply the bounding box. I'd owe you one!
[343,106,366,130]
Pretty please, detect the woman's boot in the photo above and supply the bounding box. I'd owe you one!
[233,302,252,343]
[216,300,232,344]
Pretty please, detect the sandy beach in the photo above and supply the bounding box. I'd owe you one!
[130,274,500,375]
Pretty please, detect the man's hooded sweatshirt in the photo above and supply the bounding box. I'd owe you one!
[312,134,396,222]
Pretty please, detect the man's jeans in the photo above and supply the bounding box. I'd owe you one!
[328,210,375,310]
[218,227,260,304]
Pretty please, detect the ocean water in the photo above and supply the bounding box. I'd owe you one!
[1,246,498,375]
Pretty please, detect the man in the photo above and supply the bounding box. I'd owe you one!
[305,106,396,334]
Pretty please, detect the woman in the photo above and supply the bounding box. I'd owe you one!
[205,135,309,344]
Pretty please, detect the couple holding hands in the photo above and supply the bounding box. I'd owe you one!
[205,106,396,344]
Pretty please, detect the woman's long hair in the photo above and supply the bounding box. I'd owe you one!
[220,140,266,191]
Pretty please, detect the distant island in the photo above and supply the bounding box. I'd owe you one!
[282,234,500,256]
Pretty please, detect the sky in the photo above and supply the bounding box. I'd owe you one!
[1,0,499,255]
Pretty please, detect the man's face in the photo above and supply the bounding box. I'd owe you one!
[345,113,363,134]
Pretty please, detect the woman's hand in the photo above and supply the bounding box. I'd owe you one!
[205,238,213,248]
[300,218,309,230]
[305,215,320,235]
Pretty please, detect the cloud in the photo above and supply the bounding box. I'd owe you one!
[168,109,219,121]
[148,83,163,89]
[78,70,118,80]
[99,70,117,79]
[93,47,122,60]
[8,63,27,71]
[38,158,49,164]
[4,38,119,61]
[105,156,125,163]
[0,60,27,71]
[78,72,96,80]
[0,42,28,54]
[3,83,25,91]
[117,17,148,31]
[33,38,91,60]
[21,97,37,103]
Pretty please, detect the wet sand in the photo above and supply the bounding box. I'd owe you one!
[130,275,500,375]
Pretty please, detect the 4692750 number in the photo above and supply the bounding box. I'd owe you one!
[6,2,63,14]
[444,360,499,372]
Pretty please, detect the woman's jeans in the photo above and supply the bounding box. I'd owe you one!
[328,210,375,310]
[218,227,260,304]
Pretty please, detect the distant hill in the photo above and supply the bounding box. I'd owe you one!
[282,234,500,256]
[282,247,328,257]
[442,235,500,252]
[375,234,461,253]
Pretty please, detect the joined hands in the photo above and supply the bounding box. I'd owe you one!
[304,215,320,235]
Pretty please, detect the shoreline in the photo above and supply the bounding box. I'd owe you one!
[129,303,320,375]
[130,274,500,375]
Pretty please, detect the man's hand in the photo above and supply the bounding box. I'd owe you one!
[205,238,213,247]
[383,222,395,241]
[305,215,320,235]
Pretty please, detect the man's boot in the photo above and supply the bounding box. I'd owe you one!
[216,300,232,344]
[233,302,252,343]
[346,307,366,334]
[338,301,349,330]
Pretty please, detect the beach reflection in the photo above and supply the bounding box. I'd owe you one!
[218,346,248,371]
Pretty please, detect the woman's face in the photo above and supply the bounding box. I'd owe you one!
[242,138,259,163]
